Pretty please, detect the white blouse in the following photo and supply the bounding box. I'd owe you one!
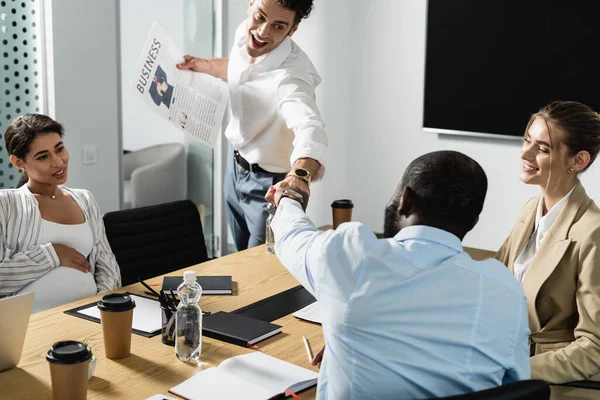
[514,185,576,284]
[17,219,96,313]
[0,185,121,297]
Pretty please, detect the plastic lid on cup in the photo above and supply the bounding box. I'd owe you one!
[46,340,92,365]
[184,270,196,283]
[97,293,136,312]
[331,199,354,209]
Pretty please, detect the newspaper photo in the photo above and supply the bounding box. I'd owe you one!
[131,22,229,148]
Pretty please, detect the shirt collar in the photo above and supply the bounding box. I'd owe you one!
[236,22,293,71]
[535,184,577,233]
[393,225,463,253]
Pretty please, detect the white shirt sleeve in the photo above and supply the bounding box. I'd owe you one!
[271,198,376,300]
[276,71,328,180]
[271,198,321,296]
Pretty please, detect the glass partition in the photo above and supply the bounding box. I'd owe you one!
[0,0,45,188]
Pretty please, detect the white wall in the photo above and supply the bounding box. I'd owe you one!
[293,0,600,251]
[222,0,600,251]
[49,0,121,213]
[120,0,185,151]
[291,0,355,227]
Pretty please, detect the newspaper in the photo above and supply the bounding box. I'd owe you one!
[131,22,229,148]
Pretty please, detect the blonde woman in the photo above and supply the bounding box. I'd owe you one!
[497,101,600,383]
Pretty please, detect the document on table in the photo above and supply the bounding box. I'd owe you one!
[131,21,229,148]
[77,294,162,334]
[169,352,318,400]
[292,301,322,324]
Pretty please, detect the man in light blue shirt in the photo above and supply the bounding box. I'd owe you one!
[269,151,530,399]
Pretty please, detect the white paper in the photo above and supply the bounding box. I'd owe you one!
[169,352,318,400]
[219,352,318,395]
[131,22,229,148]
[79,294,162,334]
[292,301,322,324]
[170,368,273,400]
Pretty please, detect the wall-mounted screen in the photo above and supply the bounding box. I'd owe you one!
[423,0,600,139]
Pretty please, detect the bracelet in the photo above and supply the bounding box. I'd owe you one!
[281,188,305,204]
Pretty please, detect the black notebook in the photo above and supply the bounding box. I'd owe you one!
[162,275,232,295]
[202,311,282,347]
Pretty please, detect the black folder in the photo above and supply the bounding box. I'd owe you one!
[162,275,232,295]
[202,311,282,347]
[233,285,315,322]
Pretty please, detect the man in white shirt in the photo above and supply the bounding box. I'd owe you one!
[269,151,531,399]
[177,0,327,251]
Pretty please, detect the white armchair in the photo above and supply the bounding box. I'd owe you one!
[122,143,187,209]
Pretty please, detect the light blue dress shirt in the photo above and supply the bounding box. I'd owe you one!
[272,199,531,400]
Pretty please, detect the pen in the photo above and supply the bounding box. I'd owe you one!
[159,289,173,311]
[139,278,161,298]
[302,335,313,363]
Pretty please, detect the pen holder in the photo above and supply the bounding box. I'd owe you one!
[161,305,176,346]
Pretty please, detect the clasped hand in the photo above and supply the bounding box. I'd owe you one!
[265,176,310,211]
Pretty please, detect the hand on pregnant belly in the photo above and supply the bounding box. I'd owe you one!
[18,267,97,313]
[52,244,92,273]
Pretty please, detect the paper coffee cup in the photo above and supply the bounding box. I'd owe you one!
[331,199,354,229]
[98,293,136,359]
[46,340,92,400]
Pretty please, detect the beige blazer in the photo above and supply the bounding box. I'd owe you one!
[496,182,600,383]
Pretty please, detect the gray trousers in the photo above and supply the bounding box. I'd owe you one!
[224,149,287,251]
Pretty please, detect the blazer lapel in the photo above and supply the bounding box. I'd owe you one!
[522,182,590,331]
[507,199,538,274]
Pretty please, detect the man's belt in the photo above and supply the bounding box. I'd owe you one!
[234,150,271,174]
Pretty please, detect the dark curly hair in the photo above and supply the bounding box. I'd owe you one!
[384,151,488,239]
[5,114,65,187]
[277,0,314,24]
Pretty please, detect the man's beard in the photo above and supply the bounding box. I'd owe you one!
[383,201,399,238]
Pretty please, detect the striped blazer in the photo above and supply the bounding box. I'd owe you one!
[0,185,121,296]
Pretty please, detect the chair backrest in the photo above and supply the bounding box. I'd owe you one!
[103,200,209,286]
[432,380,550,400]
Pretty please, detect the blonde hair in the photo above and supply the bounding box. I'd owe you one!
[523,102,600,193]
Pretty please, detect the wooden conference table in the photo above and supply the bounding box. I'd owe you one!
[0,245,597,399]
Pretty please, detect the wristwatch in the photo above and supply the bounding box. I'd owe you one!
[281,188,305,204]
[287,168,311,184]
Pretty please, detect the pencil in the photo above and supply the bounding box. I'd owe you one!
[302,335,313,363]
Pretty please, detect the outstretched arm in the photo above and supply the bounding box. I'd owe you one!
[176,55,229,81]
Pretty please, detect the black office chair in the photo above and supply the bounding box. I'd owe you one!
[431,380,550,400]
[103,200,209,286]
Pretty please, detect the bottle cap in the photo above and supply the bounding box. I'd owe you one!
[184,270,196,283]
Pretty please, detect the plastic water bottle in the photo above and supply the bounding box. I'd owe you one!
[266,203,275,254]
[175,270,203,362]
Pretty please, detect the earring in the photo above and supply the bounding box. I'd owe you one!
[568,168,574,174]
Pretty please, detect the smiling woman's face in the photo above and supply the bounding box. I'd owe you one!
[14,132,69,185]
[520,117,572,190]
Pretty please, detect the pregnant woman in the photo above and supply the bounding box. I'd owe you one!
[0,114,121,312]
